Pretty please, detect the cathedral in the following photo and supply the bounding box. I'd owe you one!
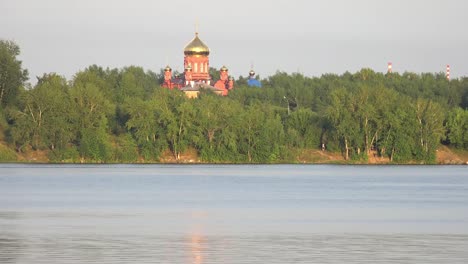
[162,31,234,98]
[247,69,262,87]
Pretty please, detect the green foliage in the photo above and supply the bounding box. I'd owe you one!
[10,74,74,151]
[2,42,467,163]
[285,108,322,149]
[0,106,8,133]
[48,146,80,163]
[70,78,114,162]
[0,40,28,108]
[445,108,468,149]
[324,78,447,163]
[413,99,445,163]
[0,143,16,162]
[117,66,159,103]
[209,67,220,82]
[123,97,165,160]
[112,134,139,163]
[149,88,194,160]
[192,94,242,162]
[235,103,285,163]
[381,100,417,163]
[79,128,111,162]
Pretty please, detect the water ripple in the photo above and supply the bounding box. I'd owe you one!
[1,233,467,264]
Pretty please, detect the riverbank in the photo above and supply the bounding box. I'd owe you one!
[1,141,466,165]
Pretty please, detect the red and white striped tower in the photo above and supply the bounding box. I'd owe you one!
[387,62,393,73]
[446,64,450,80]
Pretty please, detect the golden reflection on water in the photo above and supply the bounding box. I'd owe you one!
[190,233,204,264]
[190,210,207,264]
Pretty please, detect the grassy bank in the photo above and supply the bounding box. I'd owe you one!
[1,142,466,165]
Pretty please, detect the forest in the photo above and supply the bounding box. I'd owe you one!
[1,40,467,163]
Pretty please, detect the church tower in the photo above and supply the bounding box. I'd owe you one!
[183,32,210,83]
[163,65,173,89]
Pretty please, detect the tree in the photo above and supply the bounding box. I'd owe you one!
[124,97,166,160]
[73,65,116,103]
[236,103,284,162]
[150,89,195,160]
[378,96,417,162]
[445,108,468,149]
[112,134,139,162]
[209,67,220,82]
[0,40,28,108]
[326,88,359,160]
[192,94,242,161]
[461,77,468,109]
[70,82,113,161]
[10,74,73,151]
[285,108,322,149]
[413,99,445,162]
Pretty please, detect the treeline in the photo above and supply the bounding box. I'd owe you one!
[0,40,467,163]
[233,70,468,162]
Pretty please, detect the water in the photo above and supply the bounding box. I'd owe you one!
[0,164,467,263]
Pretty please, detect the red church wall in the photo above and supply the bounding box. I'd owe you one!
[214,66,229,95]
[162,32,234,94]
[184,55,210,82]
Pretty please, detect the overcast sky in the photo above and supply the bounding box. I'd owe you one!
[2,0,467,83]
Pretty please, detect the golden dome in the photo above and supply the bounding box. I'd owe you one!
[184,32,210,56]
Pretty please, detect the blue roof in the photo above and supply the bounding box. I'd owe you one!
[247,78,262,87]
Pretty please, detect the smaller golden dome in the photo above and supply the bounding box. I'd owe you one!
[184,33,210,56]
[164,65,172,72]
[220,65,228,72]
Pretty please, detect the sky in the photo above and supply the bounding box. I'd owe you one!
[1,0,468,84]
